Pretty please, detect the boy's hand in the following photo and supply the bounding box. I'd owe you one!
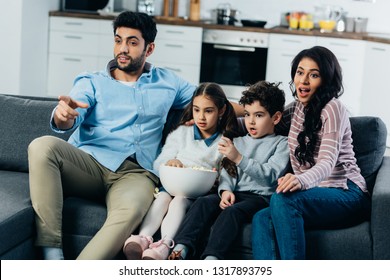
[220,190,235,209]
[218,136,242,164]
[165,159,184,168]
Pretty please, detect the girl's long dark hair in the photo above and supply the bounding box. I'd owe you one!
[180,82,239,177]
[289,46,343,166]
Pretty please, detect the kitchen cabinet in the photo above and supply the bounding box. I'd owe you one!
[266,34,366,117]
[47,17,113,96]
[266,34,317,104]
[316,37,366,117]
[147,24,202,85]
[361,41,390,146]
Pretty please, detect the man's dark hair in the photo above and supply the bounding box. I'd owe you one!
[239,81,285,117]
[113,11,157,45]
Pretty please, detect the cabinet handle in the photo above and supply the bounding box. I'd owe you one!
[165,30,185,34]
[64,35,83,40]
[372,47,386,52]
[63,58,81,62]
[65,22,83,26]
[165,44,184,48]
[214,44,255,52]
[282,39,302,43]
[329,42,349,47]
[165,67,182,72]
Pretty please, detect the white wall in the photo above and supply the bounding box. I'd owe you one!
[156,0,390,34]
[0,0,60,96]
[0,0,23,95]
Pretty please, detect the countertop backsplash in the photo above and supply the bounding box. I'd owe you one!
[152,0,389,34]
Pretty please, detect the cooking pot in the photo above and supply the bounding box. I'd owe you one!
[214,3,238,25]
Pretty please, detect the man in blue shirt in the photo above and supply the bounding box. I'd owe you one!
[28,11,196,260]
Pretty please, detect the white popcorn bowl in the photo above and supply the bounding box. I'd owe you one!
[159,165,218,198]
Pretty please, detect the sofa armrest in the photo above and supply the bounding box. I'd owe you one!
[371,156,390,259]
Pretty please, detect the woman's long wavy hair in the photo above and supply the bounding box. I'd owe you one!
[180,83,240,177]
[289,46,344,166]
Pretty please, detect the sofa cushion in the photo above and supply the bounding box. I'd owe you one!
[0,170,35,258]
[350,116,387,193]
[0,94,72,172]
[305,222,372,259]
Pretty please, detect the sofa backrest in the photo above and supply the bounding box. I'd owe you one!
[0,94,71,172]
[350,116,387,193]
[0,93,386,192]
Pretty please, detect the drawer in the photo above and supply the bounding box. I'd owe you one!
[50,17,100,33]
[152,39,201,64]
[148,61,200,84]
[98,56,113,70]
[47,54,98,96]
[269,34,316,50]
[98,34,114,57]
[99,19,114,36]
[316,37,365,55]
[156,24,202,42]
[49,31,99,56]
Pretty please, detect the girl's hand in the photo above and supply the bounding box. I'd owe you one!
[165,159,184,168]
[220,190,235,209]
[218,136,242,164]
[276,173,302,193]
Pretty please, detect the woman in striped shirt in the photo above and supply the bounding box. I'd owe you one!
[251,46,371,260]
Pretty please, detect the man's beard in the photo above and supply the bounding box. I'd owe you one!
[115,51,146,73]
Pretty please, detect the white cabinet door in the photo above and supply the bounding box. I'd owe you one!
[149,24,202,84]
[49,31,100,56]
[50,17,101,33]
[47,17,105,96]
[98,20,114,58]
[47,54,98,97]
[361,42,390,146]
[316,37,366,117]
[266,34,316,104]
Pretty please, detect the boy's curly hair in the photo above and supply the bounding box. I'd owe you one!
[239,81,285,116]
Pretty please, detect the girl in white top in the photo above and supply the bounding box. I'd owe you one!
[123,82,239,260]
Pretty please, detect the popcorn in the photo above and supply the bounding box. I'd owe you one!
[188,166,215,172]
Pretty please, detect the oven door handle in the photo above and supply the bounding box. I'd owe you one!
[213,44,256,52]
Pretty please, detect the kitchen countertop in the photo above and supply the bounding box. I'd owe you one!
[49,11,390,45]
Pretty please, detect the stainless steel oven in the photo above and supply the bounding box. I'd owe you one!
[200,29,269,101]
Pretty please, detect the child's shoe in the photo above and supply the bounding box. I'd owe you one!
[123,235,153,260]
[168,249,184,260]
[142,238,174,260]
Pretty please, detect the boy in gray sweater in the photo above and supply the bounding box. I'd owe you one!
[169,81,290,260]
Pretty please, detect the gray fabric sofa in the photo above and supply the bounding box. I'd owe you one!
[0,93,389,260]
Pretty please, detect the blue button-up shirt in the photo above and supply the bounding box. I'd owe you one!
[51,60,195,173]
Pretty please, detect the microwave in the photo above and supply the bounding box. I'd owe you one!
[61,0,130,14]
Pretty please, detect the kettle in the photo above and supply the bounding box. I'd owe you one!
[215,3,239,25]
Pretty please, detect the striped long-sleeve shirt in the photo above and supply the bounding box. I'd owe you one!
[278,98,367,192]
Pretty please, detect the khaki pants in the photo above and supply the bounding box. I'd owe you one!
[28,136,158,259]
